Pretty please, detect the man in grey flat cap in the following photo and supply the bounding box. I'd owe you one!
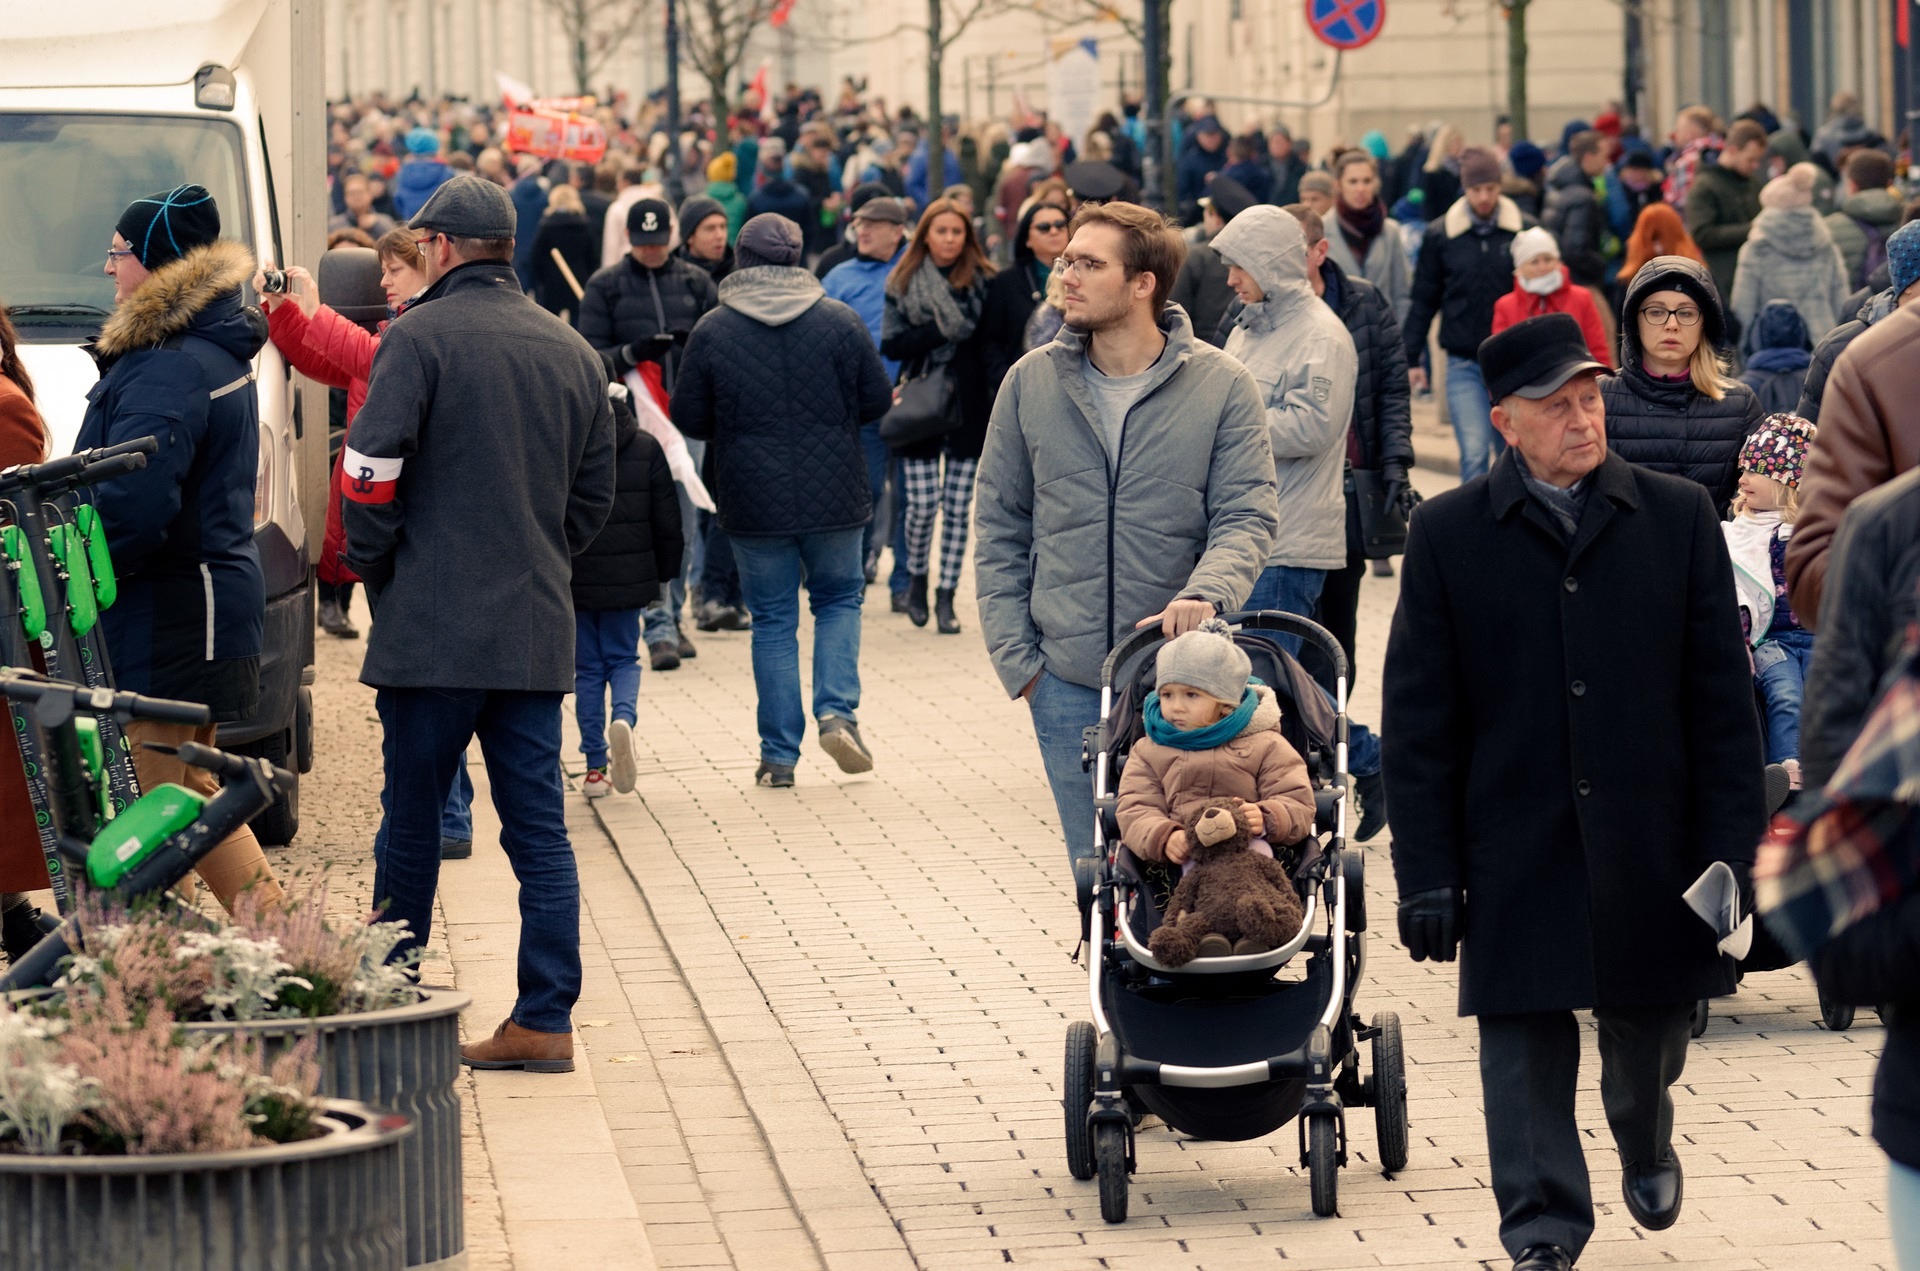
[345,173,617,1073]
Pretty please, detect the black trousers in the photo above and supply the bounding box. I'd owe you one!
[1477,1003,1694,1260]
[1312,493,1365,690]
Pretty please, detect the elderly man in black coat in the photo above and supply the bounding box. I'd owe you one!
[1382,314,1766,1271]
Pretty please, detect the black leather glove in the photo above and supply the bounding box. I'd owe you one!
[1382,461,1420,519]
[1397,887,1463,962]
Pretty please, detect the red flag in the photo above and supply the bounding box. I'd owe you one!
[1901,0,1910,49]
[770,0,797,26]
[748,60,771,115]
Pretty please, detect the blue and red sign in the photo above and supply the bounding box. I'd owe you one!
[1305,0,1386,49]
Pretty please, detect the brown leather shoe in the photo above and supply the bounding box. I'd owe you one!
[461,1018,575,1073]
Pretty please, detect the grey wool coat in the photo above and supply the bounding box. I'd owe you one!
[344,260,617,691]
[973,304,1279,697]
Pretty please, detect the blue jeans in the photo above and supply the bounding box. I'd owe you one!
[1241,564,1381,778]
[1447,354,1506,483]
[374,753,473,851]
[643,440,704,644]
[373,688,580,1033]
[888,458,911,593]
[1027,670,1103,868]
[1754,628,1814,763]
[697,513,742,609]
[860,422,890,568]
[731,528,865,766]
[574,608,643,768]
[1891,1158,1920,1268]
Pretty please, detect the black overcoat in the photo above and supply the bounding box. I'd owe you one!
[1381,449,1766,1016]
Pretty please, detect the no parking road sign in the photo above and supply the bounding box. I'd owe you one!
[1306,0,1386,49]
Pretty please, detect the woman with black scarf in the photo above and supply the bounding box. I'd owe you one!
[1324,151,1412,328]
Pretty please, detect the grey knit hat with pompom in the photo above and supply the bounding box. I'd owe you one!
[1155,618,1251,705]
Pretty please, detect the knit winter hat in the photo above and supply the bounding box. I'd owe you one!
[405,127,441,156]
[1155,619,1251,706]
[116,184,221,270]
[1759,162,1820,210]
[706,152,737,183]
[1507,142,1549,180]
[1510,226,1560,268]
[1459,146,1503,189]
[1888,221,1920,295]
[735,213,803,268]
[1738,414,1817,489]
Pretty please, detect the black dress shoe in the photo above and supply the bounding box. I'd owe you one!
[1512,1246,1572,1271]
[1622,1152,1683,1230]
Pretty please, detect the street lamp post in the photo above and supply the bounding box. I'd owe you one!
[665,0,685,204]
[1140,0,1165,212]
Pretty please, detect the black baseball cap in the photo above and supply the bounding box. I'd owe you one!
[1478,314,1607,402]
[627,198,673,245]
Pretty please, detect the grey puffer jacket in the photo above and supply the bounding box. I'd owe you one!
[974,305,1279,696]
[1213,206,1357,571]
[1729,207,1851,344]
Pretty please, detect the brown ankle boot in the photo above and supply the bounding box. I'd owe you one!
[461,1017,575,1073]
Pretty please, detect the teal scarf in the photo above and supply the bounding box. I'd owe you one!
[1143,679,1263,751]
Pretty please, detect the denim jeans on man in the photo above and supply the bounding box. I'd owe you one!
[860,422,890,569]
[643,437,705,645]
[1891,1158,1920,1269]
[1028,670,1104,868]
[1446,354,1507,483]
[373,688,580,1033]
[697,512,744,610]
[375,753,474,855]
[1241,564,1382,778]
[574,608,643,769]
[731,528,865,766]
[1754,627,1815,763]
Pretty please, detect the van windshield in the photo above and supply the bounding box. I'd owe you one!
[0,113,252,334]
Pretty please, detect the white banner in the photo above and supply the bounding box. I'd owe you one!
[1047,39,1100,152]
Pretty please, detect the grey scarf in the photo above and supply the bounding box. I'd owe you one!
[896,257,984,345]
[1512,450,1591,542]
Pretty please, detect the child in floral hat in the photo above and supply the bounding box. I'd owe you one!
[1723,413,1818,786]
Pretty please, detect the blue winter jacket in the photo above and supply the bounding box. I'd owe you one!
[510,175,550,292]
[76,240,265,719]
[821,249,904,381]
[391,159,454,220]
[905,142,964,210]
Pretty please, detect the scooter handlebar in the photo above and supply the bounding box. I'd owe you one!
[174,741,294,792]
[0,673,211,727]
[0,436,159,492]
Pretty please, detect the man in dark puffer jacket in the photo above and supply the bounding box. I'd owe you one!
[571,387,684,799]
[673,215,893,789]
[1601,255,1765,516]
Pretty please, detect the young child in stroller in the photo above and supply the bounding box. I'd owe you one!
[1723,414,1817,791]
[1113,619,1318,957]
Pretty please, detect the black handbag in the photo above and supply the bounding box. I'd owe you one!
[878,362,961,449]
[1349,467,1419,559]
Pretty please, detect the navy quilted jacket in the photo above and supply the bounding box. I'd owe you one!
[672,267,893,537]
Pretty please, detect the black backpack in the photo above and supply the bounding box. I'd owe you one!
[1853,216,1890,290]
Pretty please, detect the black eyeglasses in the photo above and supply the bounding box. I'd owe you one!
[1639,304,1702,327]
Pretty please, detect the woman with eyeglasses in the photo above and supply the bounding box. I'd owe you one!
[881,197,998,635]
[1601,256,1765,516]
[980,197,1072,391]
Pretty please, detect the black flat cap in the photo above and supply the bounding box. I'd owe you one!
[1064,160,1129,203]
[407,174,516,239]
[1198,174,1256,222]
[1478,313,1607,402]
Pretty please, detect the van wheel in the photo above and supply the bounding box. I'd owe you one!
[235,731,300,846]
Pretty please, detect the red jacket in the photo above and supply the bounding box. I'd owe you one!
[1490,266,1615,369]
[265,302,397,585]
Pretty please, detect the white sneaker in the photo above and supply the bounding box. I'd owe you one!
[583,768,612,799]
[609,720,637,794]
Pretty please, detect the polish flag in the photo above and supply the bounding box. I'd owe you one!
[341,447,403,504]
[770,0,797,27]
[748,60,771,116]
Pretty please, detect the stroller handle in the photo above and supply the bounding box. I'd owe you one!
[1099,610,1351,690]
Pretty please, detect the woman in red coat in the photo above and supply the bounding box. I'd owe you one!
[0,304,54,960]
[1491,226,1615,368]
[258,228,428,638]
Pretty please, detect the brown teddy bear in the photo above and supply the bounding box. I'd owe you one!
[1147,799,1307,968]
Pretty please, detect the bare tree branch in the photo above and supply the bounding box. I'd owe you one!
[540,0,657,97]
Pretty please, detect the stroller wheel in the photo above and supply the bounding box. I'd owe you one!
[1306,1114,1339,1217]
[1095,1122,1130,1223]
[1819,987,1855,1032]
[1370,1012,1410,1174]
[1063,1022,1097,1180]
[1690,999,1710,1038]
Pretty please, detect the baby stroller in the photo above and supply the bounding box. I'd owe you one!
[1062,612,1409,1222]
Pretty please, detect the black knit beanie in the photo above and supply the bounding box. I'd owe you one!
[116,184,222,270]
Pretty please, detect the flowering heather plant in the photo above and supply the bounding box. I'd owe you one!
[0,978,320,1156]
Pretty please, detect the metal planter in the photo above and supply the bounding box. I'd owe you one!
[185,988,469,1270]
[0,1098,410,1270]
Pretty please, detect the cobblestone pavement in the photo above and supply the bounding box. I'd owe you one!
[279,446,1893,1270]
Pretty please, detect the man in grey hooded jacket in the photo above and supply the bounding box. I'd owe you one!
[975,201,1279,873]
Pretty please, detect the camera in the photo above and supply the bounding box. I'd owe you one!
[259,269,289,295]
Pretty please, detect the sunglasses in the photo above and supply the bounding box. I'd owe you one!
[1031,218,1069,233]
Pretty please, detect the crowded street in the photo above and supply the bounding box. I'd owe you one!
[4,1,1920,1267]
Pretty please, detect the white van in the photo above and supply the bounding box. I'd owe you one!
[1,0,328,841]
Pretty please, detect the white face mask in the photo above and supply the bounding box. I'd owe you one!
[1518,265,1564,296]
